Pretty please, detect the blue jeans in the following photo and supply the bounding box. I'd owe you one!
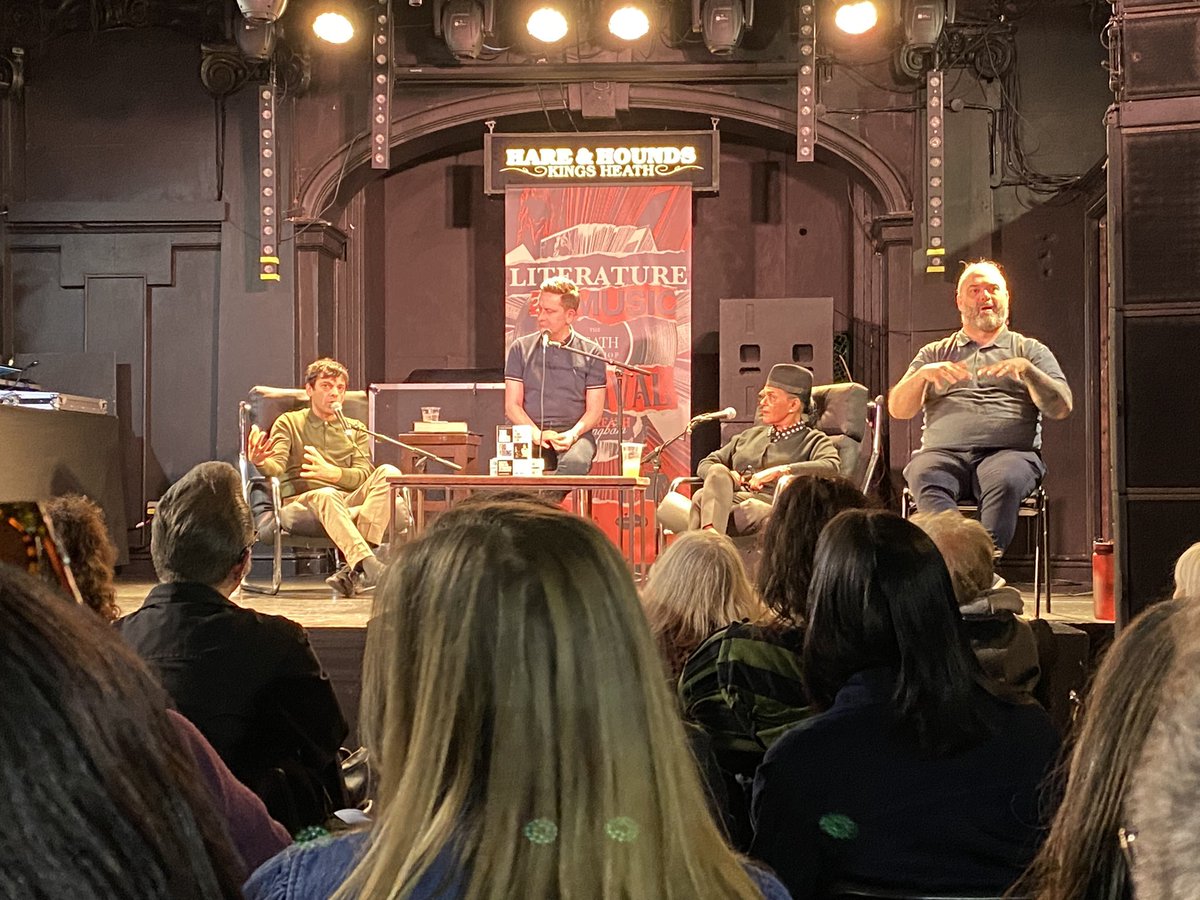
[904,448,1044,551]
[541,433,597,475]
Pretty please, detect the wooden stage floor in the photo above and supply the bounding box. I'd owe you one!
[112,575,1104,629]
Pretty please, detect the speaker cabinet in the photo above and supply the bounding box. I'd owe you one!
[718,297,834,420]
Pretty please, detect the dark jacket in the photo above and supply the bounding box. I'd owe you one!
[751,667,1060,900]
[117,581,349,831]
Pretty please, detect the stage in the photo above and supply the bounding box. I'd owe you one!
[113,573,1106,743]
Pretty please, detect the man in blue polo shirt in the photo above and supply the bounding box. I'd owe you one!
[889,260,1073,552]
[504,277,607,475]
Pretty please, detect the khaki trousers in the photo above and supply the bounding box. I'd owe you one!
[279,464,407,567]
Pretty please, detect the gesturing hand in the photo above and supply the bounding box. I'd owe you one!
[246,424,279,466]
[919,361,972,389]
[979,357,1033,381]
[300,445,341,483]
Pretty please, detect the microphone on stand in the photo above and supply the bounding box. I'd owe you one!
[690,406,738,424]
[330,400,354,436]
[541,331,562,349]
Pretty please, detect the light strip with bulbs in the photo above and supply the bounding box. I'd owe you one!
[924,68,945,274]
[372,0,393,170]
[259,83,280,282]
[796,2,816,162]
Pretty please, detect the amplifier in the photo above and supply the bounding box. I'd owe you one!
[0,391,109,415]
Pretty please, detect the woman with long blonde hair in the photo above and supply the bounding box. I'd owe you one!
[643,529,765,678]
[245,500,789,900]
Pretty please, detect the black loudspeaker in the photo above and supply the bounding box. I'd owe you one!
[447,165,476,229]
[1108,72,1200,621]
[1119,7,1200,100]
[1121,128,1200,302]
[718,297,834,420]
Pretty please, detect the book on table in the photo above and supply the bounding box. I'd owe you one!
[411,421,469,433]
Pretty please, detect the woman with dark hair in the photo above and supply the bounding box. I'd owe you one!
[0,563,245,898]
[1015,598,1192,900]
[245,501,790,900]
[44,493,121,621]
[751,509,1060,900]
[679,473,870,780]
[757,472,872,627]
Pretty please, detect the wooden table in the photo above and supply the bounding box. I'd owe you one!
[387,474,651,570]
[396,432,482,474]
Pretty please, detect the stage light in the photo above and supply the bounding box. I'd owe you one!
[834,1,878,35]
[372,0,392,169]
[313,11,355,42]
[527,6,569,43]
[237,0,289,23]
[236,18,278,60]
[924,68,946,274]
[435,0,486,57]
[796,1,816,162]
[692,0,753,55]
[608,4,651,41]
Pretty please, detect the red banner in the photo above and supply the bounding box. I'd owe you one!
[505,184,692,563]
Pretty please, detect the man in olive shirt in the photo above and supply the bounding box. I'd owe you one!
[889,260,1072,551]
[687,364,841,535]
[245,358,404,596]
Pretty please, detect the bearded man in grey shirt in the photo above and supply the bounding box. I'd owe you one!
[889,260,1072,552]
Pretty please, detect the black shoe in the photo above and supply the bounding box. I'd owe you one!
[325,565,357,598]
[358,555,384,593]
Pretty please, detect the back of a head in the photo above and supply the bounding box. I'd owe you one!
[1172,542,1200,599]
[803,509,985,753]
[45,493,120,621]
[0,563,242,898]
[348,501,761,900]
[910,510,995,607]
[758,472,870,625]
[643,530,762,672]
[1020,598,1189,900]
[151,461,253,585]
[1126,599,1200,898]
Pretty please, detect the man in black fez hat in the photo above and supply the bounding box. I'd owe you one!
[674,364,841,536]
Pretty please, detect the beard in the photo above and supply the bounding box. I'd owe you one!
[964,305,1006,333]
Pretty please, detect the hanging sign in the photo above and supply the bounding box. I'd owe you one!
[485,130,719,194]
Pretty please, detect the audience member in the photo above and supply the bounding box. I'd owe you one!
[1125,599,1200,899]
[44,493,121,621]
[912,509,1040,693]
[643,530,765,679]
[245,501,790,900]
[1172,541,1200,598]
[0,563,244,898]
[679,473,870,779]
[751,510,1060,900]
[117,460,349,833]
[1015,599,1190,900]
[44,491,292,871]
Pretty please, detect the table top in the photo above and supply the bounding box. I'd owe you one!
[387,474,650,488]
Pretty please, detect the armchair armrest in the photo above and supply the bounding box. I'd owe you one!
[666,475,703,495]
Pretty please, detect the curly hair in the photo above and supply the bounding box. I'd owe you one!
[757,472,871,626]
[44,494,120,622]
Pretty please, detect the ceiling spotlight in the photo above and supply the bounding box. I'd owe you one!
[236,18,278,59]
[435,0,489,58]
[527,6,570,43]
[237,0,289,23]
[834,1,879,35]
[693,0,753,55]
[313,11,355,43]
[608,4,651,41]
